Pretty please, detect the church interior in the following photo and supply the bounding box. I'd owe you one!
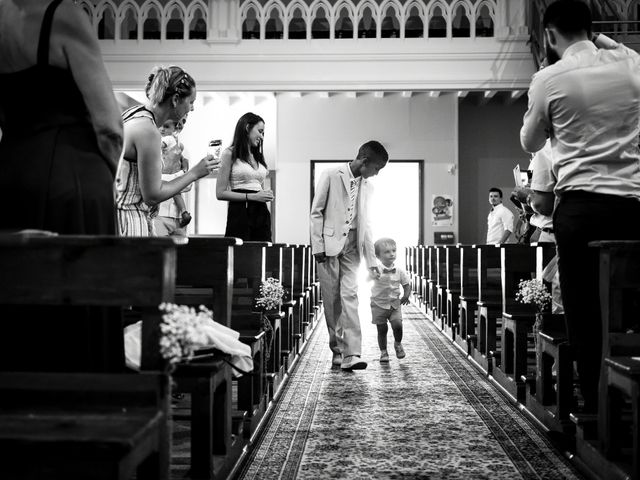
[2,0,640,479]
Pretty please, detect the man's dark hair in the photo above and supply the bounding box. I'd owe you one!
[543,0,591,36]
[489,187,503,198]
[357,140,389,165]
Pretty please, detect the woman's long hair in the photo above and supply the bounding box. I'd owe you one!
[231,112,267,169]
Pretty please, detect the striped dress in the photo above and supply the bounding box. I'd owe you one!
[115,106,159,236]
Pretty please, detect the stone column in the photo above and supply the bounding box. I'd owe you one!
[208,0,240,43]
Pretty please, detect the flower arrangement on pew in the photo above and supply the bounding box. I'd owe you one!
[255,277,285,313]
[255,278,285,362]
[515,279,552,370]
[515,279,552,314]
[159,303,213,368]
[155,302,254,377]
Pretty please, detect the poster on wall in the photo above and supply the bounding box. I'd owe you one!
[431,194,454,226]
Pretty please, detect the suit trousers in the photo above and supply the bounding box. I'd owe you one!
[317,229,362,357]
[554,190,640,413]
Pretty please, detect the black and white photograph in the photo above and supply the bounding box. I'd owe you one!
[1,0,639,479]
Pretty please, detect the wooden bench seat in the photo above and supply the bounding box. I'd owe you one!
[0,372,168,480]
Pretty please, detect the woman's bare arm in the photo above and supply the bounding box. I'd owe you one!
[130,119,206,206]
[53,2,123,173]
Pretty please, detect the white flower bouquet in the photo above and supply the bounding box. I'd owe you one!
[159,303,213,366]
[255,277,285,312]
[515,279,552,314]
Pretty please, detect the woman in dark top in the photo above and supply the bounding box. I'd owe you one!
[0,0,124,372]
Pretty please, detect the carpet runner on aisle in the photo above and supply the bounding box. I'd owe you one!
[236,302,583,480]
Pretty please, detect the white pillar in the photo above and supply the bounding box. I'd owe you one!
[495,0,510,38]
[208,0,240,43]
[508,0,528,37]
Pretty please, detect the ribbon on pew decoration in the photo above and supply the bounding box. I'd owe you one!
[124,303,253,377]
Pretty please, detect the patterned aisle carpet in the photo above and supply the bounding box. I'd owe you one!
[236,302,585,480]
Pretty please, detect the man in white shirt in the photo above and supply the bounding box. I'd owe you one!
[520,0,640,413]
[486,187,514,244]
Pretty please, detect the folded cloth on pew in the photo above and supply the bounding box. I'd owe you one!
[124,320,252,377]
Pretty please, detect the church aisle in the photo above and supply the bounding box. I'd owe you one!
[237,303,584,480]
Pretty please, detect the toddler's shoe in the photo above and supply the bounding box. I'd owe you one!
[341,355,368,371]
[394,342,406,359]
[380,350,389,363]
[332,352,342,366]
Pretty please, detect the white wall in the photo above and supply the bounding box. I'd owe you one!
[275,92,458,245]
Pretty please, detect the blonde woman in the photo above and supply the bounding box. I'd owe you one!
[116,66,219,236]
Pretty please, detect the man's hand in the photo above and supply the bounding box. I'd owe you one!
[369,266,381,280]
[400,295,410,305]
[314,252,326,264]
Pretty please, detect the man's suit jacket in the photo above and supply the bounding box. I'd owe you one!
[310,164,376,268]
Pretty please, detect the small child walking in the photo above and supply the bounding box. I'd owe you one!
[370,237,411,362]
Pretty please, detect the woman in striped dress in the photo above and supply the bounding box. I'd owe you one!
[115,66,219,236]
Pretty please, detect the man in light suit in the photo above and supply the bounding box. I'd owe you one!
[310,140,389,370]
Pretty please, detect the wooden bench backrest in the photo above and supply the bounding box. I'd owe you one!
[278,244,295,302]
[445,245,461,289]
[266,244,283,284]
[590,240,640,356]
[475,244,501,302]
[293,245,306,295]
[175,235,239,328]
[0,234,179,370]
[458,244,478,298]
[500,244,537,314]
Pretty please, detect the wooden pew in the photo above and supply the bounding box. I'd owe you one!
[444,245,462,339]
[425,245,436,314]
[602,357,640,480]
[303,245,318,332]
[278,243,297,368]
[232,242,271,439]
[434,245,447,325]
[407,246,415,291]
[172,235,242,479]
[493,243,553,404]
[511,244,575,435]
[417,246,427,308]
[523,314,574,435]
[455,244,479,355]
[264,243,286,396]
[571,241,640,480]
[0,234,177,480]
[409,246,421,306]
[468,244,502,375]
[292,245,309,347]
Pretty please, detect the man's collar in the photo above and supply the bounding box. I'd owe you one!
[563,39,597,59]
